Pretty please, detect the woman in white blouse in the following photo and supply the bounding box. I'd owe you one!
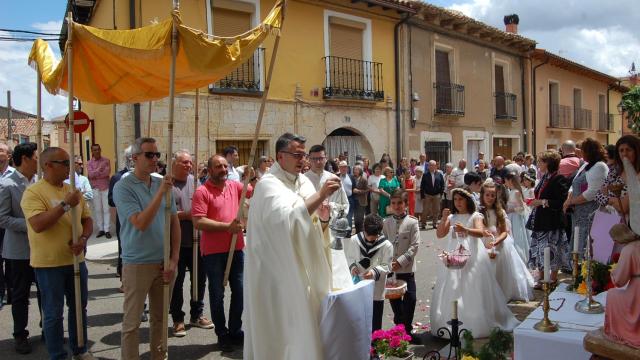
[563,138,609,258]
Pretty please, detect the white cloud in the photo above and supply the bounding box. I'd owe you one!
[446,0,640,77]
[32,20,63,34]
[0,29,67,120]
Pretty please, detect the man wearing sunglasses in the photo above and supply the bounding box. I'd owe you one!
[245,133,342,359]
[113,137,180,360]
[21,147,94,359]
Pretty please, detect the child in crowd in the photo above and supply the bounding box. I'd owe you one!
[431,188,519,338]
[479,182,534,301]
[344,214,393,331]
[383,189,420,343]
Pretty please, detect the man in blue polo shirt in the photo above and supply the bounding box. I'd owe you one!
[113,137,180,360]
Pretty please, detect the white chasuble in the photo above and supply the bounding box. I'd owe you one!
[245,163,333,360]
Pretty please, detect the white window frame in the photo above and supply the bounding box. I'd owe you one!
[205,0,264,91]
[323,10,372,91]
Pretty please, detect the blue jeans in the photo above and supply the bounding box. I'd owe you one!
[203,251,243,337]
[35,263,89,360]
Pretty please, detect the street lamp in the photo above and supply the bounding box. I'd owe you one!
[617,101,625,115]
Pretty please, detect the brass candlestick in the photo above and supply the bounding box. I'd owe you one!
[534,282,559,332]
[575,235,604,314]
[566,252,579,291]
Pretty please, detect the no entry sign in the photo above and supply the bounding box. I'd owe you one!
[65,111,91,133]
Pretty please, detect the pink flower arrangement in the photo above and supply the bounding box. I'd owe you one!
[371,325,411,358]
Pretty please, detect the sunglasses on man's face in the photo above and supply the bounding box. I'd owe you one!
[142,152,162,159]
[50,160,71,166]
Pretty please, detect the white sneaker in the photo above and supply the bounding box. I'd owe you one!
[73,352,96,360]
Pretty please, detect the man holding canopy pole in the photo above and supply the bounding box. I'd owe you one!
[113,137,180,360]
[21,147,93,360]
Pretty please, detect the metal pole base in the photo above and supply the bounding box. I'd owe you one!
[575,298,604,314]
[533,318,559,332]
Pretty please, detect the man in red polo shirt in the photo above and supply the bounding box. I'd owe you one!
[192,154,251,353]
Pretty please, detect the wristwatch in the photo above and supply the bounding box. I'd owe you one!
[60,201,71,213]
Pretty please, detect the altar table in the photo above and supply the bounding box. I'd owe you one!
[514,287,607,360]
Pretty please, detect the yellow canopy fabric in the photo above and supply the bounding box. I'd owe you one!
[28,0,284,104]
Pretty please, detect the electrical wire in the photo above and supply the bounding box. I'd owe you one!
[0,28,59,36]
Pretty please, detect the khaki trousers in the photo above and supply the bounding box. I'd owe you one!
[422,194,441,226]
[121,263,176,360]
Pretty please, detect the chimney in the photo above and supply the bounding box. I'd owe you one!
[504,14,519,34]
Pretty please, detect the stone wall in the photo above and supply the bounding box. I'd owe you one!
[115,94,396,166]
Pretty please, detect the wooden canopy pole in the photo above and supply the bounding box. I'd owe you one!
[147,101,153,137]
[223,1,287,286]
[36,69,42,179]
[162,0,179,355]
[66,11,85,348]
[192,88,200,299]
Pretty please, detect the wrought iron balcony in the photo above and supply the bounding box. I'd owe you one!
[434,82,465,116]
[322,56,384,101]
[574,107,592,130]
[598,113,613,132]
[210,48,265,95]
[549,103,572,128]
[494,92,517,120]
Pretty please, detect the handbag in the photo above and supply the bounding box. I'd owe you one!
[590,207,622,263]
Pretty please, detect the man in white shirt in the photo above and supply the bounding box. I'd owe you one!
[223,146,241,182]
[451,159,468,188]
[65,156,93,201]
[304,145,349,220]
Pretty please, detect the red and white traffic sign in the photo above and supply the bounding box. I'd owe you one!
[64,111,91,133]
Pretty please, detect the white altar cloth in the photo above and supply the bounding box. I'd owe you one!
[320,280,374,360]
[514,287,607,360]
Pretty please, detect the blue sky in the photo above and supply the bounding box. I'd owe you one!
[1,0,638,120]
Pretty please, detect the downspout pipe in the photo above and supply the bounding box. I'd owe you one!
[130,0,141,138]
[520,56,527,153]
[394,14,411,164]
[531,55,549,155]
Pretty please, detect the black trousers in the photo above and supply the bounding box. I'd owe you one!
[389,272,416,334]
[0,229,5,299]
[372,300,384,332]
[8,259,42,338]
[170,246,206,323]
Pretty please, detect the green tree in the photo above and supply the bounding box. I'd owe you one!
[622,86,640,133]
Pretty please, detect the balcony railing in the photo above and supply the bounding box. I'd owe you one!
[434,82,465,116]
[550,103,572,128]
[322,56,384,101]
[598,113,613,132]
[494,92,517,120]
[574,107,592,130]
[210,48,264,95]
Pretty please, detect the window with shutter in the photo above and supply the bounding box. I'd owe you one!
[329,23,363,60]
[495,64,506,116]
[435,50,452,111]
[212,7,256,90]
[329,21,364,93]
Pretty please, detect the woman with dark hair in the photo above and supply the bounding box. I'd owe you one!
[563,138,608,259]
[431,188,519,338]
[479,182,533,301]
[379,153,394,170]
[605,144,617,169]
[596,135,640,220]
[526,151,570,286]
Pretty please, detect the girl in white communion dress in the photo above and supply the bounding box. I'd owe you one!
[479,182,534,302]
[430,189,520,338]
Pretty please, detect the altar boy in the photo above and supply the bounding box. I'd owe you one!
[383,189,420,342]
[344,214,393,331]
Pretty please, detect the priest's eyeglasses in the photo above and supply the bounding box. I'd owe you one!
[280,151,308,160]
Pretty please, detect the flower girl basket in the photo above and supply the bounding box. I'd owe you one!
[438,244,471,269]
[385,275,407,300]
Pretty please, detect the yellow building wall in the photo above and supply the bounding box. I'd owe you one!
[533,61,612,151]
[80,0,399,172]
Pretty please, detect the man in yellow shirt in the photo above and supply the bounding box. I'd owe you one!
[21,147,94,360]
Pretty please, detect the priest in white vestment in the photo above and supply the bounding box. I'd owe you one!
[245,133,342,360]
